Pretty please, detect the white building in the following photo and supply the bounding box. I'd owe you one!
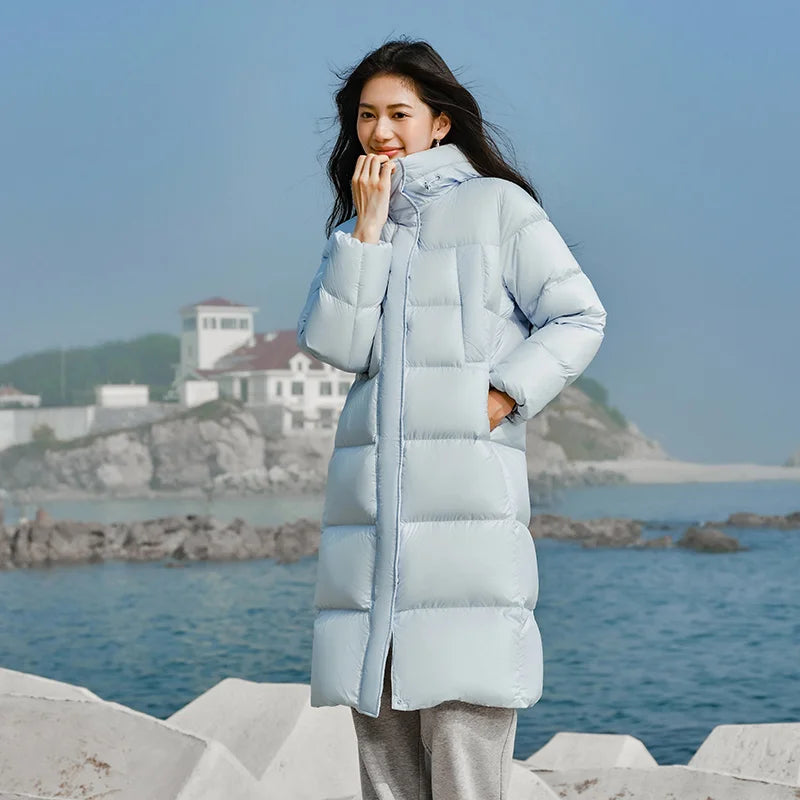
[170,297,355,434]
[0,386,41,408]
[95,384,149,408]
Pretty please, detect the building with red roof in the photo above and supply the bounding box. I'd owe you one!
[0,385,41,408]
[169,297,355,434]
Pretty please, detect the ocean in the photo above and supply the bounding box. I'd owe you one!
[1,479,798,764]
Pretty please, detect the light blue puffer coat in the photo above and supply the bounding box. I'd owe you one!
[297,142,606,718]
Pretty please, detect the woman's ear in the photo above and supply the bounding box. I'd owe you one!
[435,111,452,141]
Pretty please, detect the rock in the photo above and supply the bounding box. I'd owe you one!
[3,664,800,800]
[532,765,799,799]
[0,695,262,800]
[530,515,643,547]
[273,517,321,563]
[508,763,560,798]
[0,386,666,501]
[0,528,10,570]
[677,526,745,553]
[635,534,673,548]
[724,511,800,530]
[0,667,102,702]
[579,519,644,548]
[688,722,800,786]
[0,400,268,498]
[168,679,360,798]
[0,515,322,570]
[524,731,658,770]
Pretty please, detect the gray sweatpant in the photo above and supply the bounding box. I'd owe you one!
[350,642,518,800]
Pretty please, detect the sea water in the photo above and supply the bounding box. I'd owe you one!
[0,480,798,764]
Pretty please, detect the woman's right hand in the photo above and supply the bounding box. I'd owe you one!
[351,154,397,243]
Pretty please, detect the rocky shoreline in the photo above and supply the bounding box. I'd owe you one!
[3,396,796,506]
[1,509,797,571]
[0,393,660,504]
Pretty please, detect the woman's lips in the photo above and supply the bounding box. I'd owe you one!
[374,148,401,157]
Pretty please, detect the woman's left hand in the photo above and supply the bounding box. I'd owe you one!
[488,387,516,431]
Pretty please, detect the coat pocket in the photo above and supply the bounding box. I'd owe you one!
[486,377,510,437]
[367,311,384,379]
[488,376,526,450]
[455,245,490,363]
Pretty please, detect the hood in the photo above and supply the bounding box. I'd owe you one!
[388,143,481,226]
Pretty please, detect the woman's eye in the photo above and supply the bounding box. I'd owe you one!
[359,112,408,119]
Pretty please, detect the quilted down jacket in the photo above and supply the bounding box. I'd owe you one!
[297,142,607,718]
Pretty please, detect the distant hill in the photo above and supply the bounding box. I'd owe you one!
[0,334,179,406]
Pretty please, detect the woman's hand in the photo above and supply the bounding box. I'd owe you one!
[352,154,397,243]
[488,387,516,431]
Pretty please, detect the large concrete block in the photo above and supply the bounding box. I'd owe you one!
[0,795,76,799]
[524,731,658,770]
[688,722,800,786]
[534,765,800,799]
[0,668,101,702]
[0,695,261,800]
[168,678,360,798]
[509,762,559,798]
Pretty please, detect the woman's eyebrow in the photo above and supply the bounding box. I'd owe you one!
[358,102,414,110]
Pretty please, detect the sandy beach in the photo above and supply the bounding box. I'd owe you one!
[572,457,800,485]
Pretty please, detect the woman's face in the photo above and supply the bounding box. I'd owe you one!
[356,73,451,160]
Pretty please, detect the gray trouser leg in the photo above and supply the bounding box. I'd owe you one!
[350,643,518,800]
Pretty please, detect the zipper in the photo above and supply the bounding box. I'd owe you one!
[381,162,422,700]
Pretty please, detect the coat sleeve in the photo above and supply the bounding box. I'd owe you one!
[296,227,393,374]
[489,206,607,424]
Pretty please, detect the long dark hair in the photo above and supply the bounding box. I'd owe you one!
[321,37,543,238]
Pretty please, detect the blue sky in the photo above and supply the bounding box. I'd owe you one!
[1,1,798,464]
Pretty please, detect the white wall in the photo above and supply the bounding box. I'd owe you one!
[181,380,219,408]
[195,310,255,370]
[95,384,149,408]
[0,407,96,452]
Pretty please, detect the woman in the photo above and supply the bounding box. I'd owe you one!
[297,38,607,800]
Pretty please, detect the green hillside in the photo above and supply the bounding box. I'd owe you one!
[0,334,179,406]
[572,375,628,428]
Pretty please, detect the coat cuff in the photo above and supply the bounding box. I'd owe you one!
[488,340,570,423]
[324,230,392,307]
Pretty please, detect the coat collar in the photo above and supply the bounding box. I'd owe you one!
[388,142,481,226]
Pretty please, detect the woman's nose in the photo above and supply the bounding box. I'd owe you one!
[374,117,394,138]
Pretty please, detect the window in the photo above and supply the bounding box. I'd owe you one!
[182,317,196,331]
[319,381,332,396]
[291,411,304,429]
[221,317,238,330]
[239,318,249,329]
[203,317,217,329]
[320,408,334,428]
[291,381,304,396]
[274,381,282,396]
[338,381,350,395]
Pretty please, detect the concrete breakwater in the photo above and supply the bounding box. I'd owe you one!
[1,510,797,570]
[0,666,799,799]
